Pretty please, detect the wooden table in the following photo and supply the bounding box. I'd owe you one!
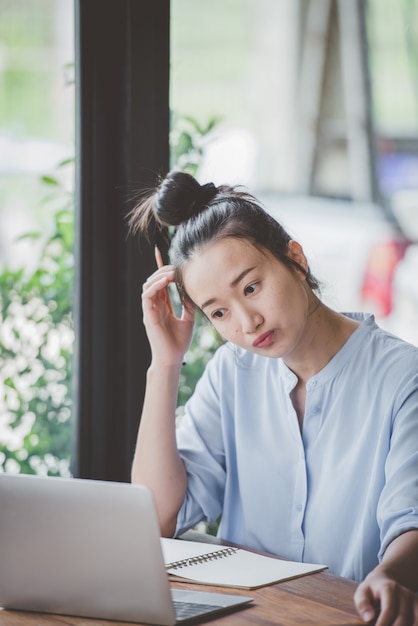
[0,568,364,626]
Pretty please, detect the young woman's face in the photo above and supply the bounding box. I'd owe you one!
[183,237,315,359]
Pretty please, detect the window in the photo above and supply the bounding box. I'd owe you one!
[0,0,75,475]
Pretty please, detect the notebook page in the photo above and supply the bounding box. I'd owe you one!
[161,538,230,566]
[161,538,327,589]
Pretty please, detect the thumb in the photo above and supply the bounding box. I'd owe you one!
[182,301,196,323]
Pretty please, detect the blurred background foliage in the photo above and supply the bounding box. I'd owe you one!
[170,112,224,420]
[0,112,220,475]
[0,160,74,475]
[170,112,222,177]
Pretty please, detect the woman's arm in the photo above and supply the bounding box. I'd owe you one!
[131,363,187,537]
[354,529,418,626]
[131,266,195,537]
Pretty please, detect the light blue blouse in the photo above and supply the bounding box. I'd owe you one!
[174,313,418,581]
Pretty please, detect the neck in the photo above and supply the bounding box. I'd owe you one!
[283,301,360,384]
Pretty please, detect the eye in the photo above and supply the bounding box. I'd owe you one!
[212,309,226,320]
[244,282,258,295]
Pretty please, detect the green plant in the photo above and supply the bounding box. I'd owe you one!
[177,311,222,412]
[0,113,220,477]
[170,112,221,176]
[0,160,74,475]
[168,113,224,414]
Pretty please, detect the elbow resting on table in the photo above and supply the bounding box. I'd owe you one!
[131,469,179,538]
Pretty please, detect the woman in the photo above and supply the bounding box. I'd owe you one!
[129,170,418,626]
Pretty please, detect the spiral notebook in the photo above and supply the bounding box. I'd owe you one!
[161,538,327,590]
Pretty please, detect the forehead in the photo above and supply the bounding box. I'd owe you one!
[182,238,268,304]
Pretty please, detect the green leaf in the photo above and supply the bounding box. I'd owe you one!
[57,156,75,168]
[16,231,42,242]
[40,175,59,186]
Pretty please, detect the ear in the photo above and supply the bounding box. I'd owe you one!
[287,240,309,275]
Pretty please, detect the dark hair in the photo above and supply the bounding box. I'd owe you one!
[128,170,320,307]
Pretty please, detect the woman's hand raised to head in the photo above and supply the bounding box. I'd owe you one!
[142,265,195,366]
[134,262,191,523]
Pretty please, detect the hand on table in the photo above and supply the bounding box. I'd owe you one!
[354,570,418,626]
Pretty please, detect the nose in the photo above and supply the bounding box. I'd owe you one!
[237,307,263,334]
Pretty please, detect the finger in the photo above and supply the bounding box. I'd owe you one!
[142,275,174,311]
[354,585,378,623]
[373,586,399,626]
[162,285,175,315]
[143,272,173,294]
[144,266,175,287]
[376,583,404,626]
[375,602,414,626]
[391,602,414,626]
[389,591,416,626]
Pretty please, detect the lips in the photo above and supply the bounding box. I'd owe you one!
[252,330,274,348]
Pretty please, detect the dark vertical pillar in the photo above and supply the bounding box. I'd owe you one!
[73,0,170,481]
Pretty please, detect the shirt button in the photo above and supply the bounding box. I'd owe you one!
[296,504,303,512]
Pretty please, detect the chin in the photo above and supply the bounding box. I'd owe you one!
[247,344,283,359]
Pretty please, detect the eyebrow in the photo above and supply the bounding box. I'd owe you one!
[200,267,255,311]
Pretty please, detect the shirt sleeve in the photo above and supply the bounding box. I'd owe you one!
[377,363,418,560]
[174,346,231,537]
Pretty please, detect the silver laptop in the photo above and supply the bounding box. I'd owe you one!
[0,473,252,625]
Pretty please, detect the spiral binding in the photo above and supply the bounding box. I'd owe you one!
[166,546,238,571]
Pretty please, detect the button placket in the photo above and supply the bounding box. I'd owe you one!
[289,443,307,556]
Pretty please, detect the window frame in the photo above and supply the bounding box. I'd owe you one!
[72,0,170,481]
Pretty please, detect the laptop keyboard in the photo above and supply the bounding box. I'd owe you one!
[173,600,223,621]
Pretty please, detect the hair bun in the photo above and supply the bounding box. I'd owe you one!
[154,171,218,226]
